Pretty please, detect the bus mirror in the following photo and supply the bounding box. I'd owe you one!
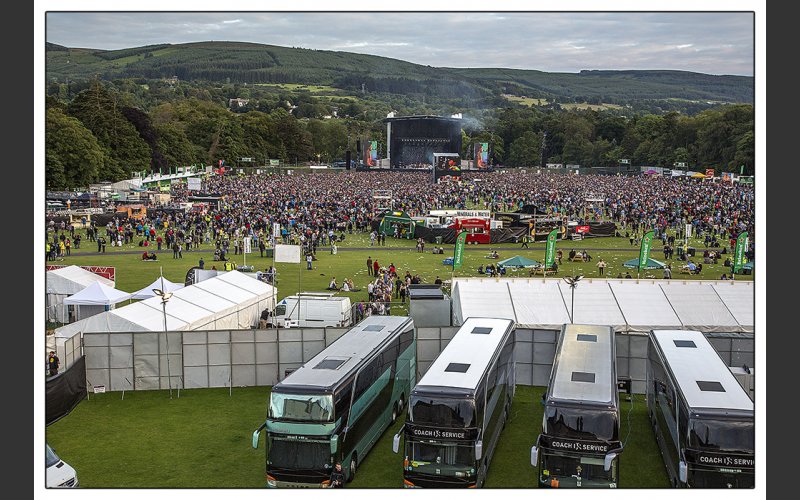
[252,422,266,449]
[475,441,483,461]
[530,446,539,467]
[603,452,617,471]
[252,430,261,449]
[392,433,401,454]
[678,460,688,483]
[330,435,339,454]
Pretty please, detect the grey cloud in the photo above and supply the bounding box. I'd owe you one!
[45,12,753,75]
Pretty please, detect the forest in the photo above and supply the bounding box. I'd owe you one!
[45,79,754,190]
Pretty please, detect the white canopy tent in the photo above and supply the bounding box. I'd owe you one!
[62,281,131,322]
[53,271,277,363]
[46,266,114,323]
[130,276,185,300]
[452,277,753,334]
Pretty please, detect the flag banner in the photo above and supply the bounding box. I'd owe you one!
[545,229,559,268]
[733,232,749,273]
[274,244,301,263]
[453,231,467,270]
[638,230,655,271]
[243,237,252,254]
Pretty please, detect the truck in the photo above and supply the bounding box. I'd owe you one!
[271,293,352,328]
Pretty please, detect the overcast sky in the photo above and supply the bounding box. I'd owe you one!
[45,11,753,76]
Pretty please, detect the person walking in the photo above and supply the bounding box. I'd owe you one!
[520,233,529,249]
[367,256,373,276]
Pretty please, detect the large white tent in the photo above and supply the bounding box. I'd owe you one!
[452,277,753,333]
[46,266,115,323]
[54,271,277,353]
[130,276,185,300]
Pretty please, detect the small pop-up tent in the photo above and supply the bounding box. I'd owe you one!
[64,282,131,320]
[130,276,185,300]
[623,257,666,270]
[498,255,541,268]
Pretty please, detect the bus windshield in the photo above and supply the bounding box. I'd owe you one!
[544,406,619,442]
[410,397,475,427]
[540,453,617,487]
[688,418,754,452]
[269,393,334,422]
[268,436,330,471]
[405,439,475,478]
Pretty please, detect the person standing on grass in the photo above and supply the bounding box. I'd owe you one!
[373,259,380,277]
[367,256,373,276]
[306,252,313,270]
[597,258,606,276]
[521,233,529,249]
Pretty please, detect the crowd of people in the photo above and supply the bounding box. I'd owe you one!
[46,170,755,284]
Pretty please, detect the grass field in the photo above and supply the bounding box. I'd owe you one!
[501,95,623,111]
[46,385,669,488]
[52,227,751,307]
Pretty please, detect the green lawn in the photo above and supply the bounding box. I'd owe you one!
[53,228,751,309]
[46,386,669,488]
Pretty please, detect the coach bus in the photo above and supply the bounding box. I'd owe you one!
[530,324,622,488]
[252,315,416,487]
[392,317,515,487]
[647,330,754,488]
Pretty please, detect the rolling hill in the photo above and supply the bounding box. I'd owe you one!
[46,41,753,108]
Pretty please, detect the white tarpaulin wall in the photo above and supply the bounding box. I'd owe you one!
[452,278,753,333]
[46,266,114,323]
[54,270,276,347]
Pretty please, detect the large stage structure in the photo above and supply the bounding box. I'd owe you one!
[383,115,463,169]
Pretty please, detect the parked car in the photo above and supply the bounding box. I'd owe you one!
[46,443,78,488]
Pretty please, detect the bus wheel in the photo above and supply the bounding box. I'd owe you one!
[391,403,398,424]
[348,454,358,482]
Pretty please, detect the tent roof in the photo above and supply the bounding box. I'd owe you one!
[46,266,114,295]
[452,278,753,333]
[55,271,276,337]
[130,276,184,300]
[623,257,666,269]
[498,255,541,267]
[63,281,130,305]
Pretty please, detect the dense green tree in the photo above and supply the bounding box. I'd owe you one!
[46,108,105,189]
[66,81,151,181]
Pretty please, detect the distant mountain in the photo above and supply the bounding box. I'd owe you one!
[46,41,753,107]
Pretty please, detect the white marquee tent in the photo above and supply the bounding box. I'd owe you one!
[53,271,277,359]
[452,277,753,333]
[46,266,115,323]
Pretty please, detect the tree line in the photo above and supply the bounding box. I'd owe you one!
[45,81,754,190]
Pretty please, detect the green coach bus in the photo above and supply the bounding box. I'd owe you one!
[252,315,416,487]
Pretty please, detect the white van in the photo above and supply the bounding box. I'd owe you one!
[271,293,351,328]
[46,443,78,488]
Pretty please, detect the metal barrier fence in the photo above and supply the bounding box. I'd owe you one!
[82,327,753,395]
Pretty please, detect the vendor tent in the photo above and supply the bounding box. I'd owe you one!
[53,271,277,361]
[497,255,541,268]
[378,210,415,239]
[46,266,114,323]
[63,282,131,321]
[131,276,185,300]
[451,277,753,334]
[623,257,666,270]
